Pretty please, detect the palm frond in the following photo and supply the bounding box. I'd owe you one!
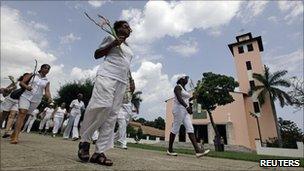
[253,73,270,88]
[248,85,264,96]
[269,70,288,84]
[272,80,291,88]
[257,89,267,105]
[272,87,293,107]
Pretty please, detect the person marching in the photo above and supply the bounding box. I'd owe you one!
[10,64,52,144]
[0,75,24,132]
[22,108,39,133]
[78,20,134,166]
[38,103,55,134]
[167,75,209,158]
[63,93,85,140]
[114,77,135,149]
[52,102,67,137]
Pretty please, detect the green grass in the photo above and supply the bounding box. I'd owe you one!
[128,143,304,167]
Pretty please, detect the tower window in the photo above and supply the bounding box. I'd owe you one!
[238,46,244,54]
[253,102,260,113]
[249,80,255,90]
[246,61,252,70]
[247,44,253,51]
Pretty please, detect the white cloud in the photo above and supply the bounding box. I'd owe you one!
[60,33,81,44]
[30,21,50,31]
[88,0,108,8]
[264,49,303,77]
[237,1,269,23]
[167,39,198,57]
[27,10,37,16]
[70,66,99,80]
[267,16,278,23]
[278,1,303,24]
[132,61,174,120]
[0,6,66,97]
[121,1,242,44]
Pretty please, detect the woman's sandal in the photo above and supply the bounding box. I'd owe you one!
[90,153,113,166]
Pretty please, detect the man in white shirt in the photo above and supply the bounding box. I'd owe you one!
[63,94,85,140]
[78,20,134,166]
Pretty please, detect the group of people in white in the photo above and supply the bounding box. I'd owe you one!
[1,19,209,167]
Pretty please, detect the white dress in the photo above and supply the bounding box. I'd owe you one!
[171,84,194,134]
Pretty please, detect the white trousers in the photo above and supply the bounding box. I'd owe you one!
[63,114,80,138]
[80,76,126,153]
[114,104,133,146]
[39,117,52,130]
[52,117,64,134]
[171,106,194,135]
[114,117,128,146]
[22,115,36,133]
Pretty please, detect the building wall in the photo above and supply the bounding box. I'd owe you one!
[232,39,277,149]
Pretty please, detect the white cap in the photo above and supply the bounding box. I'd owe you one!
[50,103,54,106]
[177,74,188,81]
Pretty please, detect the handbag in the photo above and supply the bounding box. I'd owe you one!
[10,74,34,100]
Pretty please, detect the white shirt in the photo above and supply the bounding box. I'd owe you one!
[43,107,54,119]
[70,99,85,116]
[54,107,66,118]
[22,73,49,103]
[31,109,39,118]
[173,84,192,113]
[96,35,134,84]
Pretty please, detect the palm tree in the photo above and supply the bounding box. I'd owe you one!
[249,65,293,148]
[131,91,143,114]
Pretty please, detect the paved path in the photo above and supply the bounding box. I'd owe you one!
[0,133,300,170]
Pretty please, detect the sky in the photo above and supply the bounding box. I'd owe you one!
[1,1,303,129]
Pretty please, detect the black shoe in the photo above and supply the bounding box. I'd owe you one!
[2,133,11,138]
[78,142,90,162]
[92,140,96,144]
[72,137,79,141]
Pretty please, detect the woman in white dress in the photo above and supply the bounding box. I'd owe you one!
[10,64,52,144]
[39,103,55,134]
[167,75,209,158]
[52,102,67,137]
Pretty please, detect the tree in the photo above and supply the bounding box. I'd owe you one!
[54,79,94,109]
[131,91,142,113]
[153,117,165,130]
[289,77,304,111]
[249,66,293,147]
[135,118,147,125]
[266,118,304,148]
[37,95,51,113]
[194,72,239,151]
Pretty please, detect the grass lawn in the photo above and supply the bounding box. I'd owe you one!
[128,143,304,167]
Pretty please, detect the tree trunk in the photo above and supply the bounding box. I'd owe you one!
[207,110,223,151]
[270,95,283,148]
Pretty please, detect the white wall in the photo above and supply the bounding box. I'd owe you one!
[255,140,304,158]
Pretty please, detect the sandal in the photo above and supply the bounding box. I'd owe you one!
[78,142,90,162]
[90,153,113,166]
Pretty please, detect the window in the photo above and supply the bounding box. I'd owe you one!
[249,80,255,90]
[238,46,244,54]
[253,102,260,113]
[246,61,252,70]
[247,44,253,51]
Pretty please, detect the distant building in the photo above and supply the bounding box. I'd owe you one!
[165,33,277,150]
[129,121,165,140]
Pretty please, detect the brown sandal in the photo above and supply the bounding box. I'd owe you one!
[89,153,113,166]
